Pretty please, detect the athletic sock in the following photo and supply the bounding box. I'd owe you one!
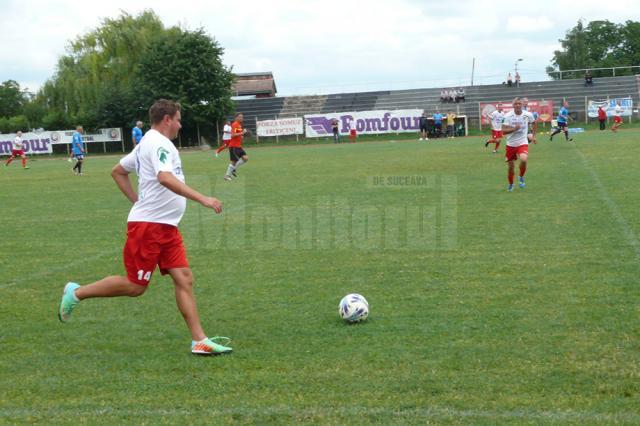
[508,169,515,185]
[226,164,234,176]
[519,162,527,177]
[22,158,26,167]
[235,159,245,168]
[77,162,82,173]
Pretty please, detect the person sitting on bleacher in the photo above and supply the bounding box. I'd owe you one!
[584,70,593,86]
[440,89,447,103]
[456,88,465,103]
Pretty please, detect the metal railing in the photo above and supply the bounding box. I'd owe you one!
[548,65,640,80]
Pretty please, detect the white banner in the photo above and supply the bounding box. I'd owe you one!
[587,97,633,118]
[304,109,423,138]
[50,128,122,145]
[0,132,54,156]
[256,117,304,137]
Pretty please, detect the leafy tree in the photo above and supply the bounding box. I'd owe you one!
[8,115,29,132]
[0,117,10,133]
[0,80,26,118]
[37,10,166,127]
[42,111,70,130]
[135,28,235,140]
[547,20,640,79]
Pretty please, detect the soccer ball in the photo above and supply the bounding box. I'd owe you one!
[339,293,369,323]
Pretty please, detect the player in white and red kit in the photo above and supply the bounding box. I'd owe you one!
[484,105,504,153]
[58,99,232,356]
[502,97,536,192]
[611,101,623,132]
[4,131,29,169]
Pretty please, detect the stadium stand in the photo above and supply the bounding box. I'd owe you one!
[235,75,639,133]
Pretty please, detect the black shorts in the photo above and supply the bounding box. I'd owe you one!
[420,124,428,132]
[557,122,567,128]
[229,147,246,162]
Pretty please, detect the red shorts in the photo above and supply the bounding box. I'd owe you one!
[350,129,357,137]
[614,116,622,124]
[505,145,528,162]
[491,130,503,139]
[11,149,24,157]
[123,222,189,285]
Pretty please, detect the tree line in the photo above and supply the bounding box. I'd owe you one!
[547,19,640,79]
[0,10,235,145]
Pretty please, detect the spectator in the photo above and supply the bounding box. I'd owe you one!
[597,105,607,130]
[585,71,593,86]
[515,72,521,87]
[507,73,513,87]
[456,88,465,103]
[331,118,340,143]
[419,111,429,141]
[446,110,456,138]
[440,89,446,103]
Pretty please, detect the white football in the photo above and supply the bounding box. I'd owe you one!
[339,293,369,323]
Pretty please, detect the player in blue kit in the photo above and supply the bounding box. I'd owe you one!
[549,102,573,142]
[132,121,144,146]
[71,126,85,175]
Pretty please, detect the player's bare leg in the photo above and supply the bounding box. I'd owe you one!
[76,276,147,299]
[168,267,206,341]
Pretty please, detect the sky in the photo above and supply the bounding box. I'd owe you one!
[1,0,639,97]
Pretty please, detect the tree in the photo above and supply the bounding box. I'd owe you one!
[36,10,166,127]
[547,20,639,79]
[135,28,235,142]
[0,80,26,118]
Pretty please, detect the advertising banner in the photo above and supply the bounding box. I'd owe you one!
[304,109,423,138]
[480,100,554,125]
[256,117,304,137]
[50,128,122,144]
[0,132,54,156]
[587,97,633,118]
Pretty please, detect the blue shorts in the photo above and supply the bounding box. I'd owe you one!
[74,154,85,160]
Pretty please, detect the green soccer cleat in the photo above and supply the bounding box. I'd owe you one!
[58,282,80,322]
[191,336,233,356]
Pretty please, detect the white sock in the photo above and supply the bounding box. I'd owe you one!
[226,164,235,175]
[235,159,245,168]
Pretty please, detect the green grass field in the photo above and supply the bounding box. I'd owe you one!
[1,129,639,424]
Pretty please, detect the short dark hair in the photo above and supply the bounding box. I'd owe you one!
[235,112,243,118]
[149,99,181,125]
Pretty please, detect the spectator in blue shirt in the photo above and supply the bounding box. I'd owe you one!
[432,110,444,137]
[550,102,572,142]
[132,121,144,146]
[71,126,85,175]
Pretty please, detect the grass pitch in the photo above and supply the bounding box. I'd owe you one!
[1,129,639,423]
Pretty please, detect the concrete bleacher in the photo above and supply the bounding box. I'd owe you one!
[234,75,640,132]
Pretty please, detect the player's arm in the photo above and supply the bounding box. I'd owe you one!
[111,164,138,204]
[502,122,520,135]
[157,172,222,214]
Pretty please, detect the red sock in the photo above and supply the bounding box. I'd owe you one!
[22,158,26,167]
[6,158,13,166]
[495,142,500,150]
[519,162,527,177]
[508,169,515,184]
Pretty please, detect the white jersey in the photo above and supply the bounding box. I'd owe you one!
[614,105,623,117]
[490,110,504,131]
[222,124,232,141]
[119,129,186,226]
[349,120,356,131]
[13,136,23,150]
[503,110,535,147]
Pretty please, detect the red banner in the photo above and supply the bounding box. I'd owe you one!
[480,100,554,125]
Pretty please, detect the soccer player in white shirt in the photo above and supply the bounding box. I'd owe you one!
[215,119,232,157]
[58,99,232,356]
[501,97,536,192]
[611,101,624,132]
[349,118,357,143]
[4,131,29,169]
[484,105,504,153]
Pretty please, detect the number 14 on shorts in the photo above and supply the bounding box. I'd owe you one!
[137,270,152,282]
